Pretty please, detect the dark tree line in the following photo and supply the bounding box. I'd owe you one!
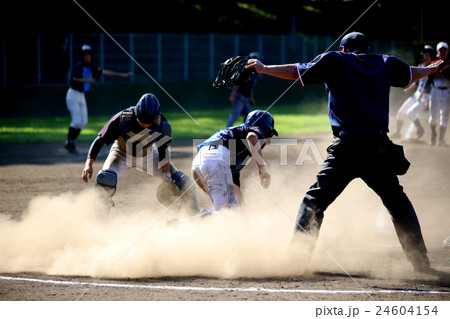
[2,0,448,41]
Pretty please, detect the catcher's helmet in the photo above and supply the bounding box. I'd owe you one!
[421,45,436,57]
[135,93,161,124]
[244,110,278,138]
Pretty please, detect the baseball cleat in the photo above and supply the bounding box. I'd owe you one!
[412,259,432,273]
[416,126,425,140]
[64,141,79,154]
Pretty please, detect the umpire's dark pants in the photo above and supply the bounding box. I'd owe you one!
[295,133,429,268]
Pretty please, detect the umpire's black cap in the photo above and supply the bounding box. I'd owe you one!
[340,32,369,53]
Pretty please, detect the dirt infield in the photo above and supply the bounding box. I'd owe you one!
[0,132,449,301]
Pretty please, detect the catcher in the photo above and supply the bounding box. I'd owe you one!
[81,93,199,213]
[192,109,277,214]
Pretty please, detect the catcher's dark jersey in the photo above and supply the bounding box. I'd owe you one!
[296,51,412,133]
[198,125,266,186]
[87,107,171,161]
[237,73,258,97]
[69,61,102,93]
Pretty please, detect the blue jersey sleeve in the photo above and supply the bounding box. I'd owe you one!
[296,53,330,86]
[388,56,412,88]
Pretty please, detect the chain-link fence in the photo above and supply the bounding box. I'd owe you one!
[0,33,414,86]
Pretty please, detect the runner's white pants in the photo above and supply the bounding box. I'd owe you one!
[397,91,429,122]
[66,88,88,129]
[429,87,450,127]
[192,145,238,211]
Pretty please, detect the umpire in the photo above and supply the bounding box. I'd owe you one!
[246,32,442,272]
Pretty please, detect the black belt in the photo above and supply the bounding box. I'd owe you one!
[437,86,448,90]
[335,129,385,137]
[198,143,226,152]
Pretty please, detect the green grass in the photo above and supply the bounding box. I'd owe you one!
[0,103,330,144]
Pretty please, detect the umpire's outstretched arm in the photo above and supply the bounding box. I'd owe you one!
[246,58,443,83]
[411,60,443,82]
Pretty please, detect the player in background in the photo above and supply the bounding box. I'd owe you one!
[192,110,277,213]
[426,42,450,146]
[246,32,442,272]
[81,93,199,213]
[390,45,435,141]
[226,52,260,127]
[65,44,132,154]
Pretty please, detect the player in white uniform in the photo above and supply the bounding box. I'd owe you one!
[427,42,450,146]
[192,110,277,212]
[391,45,435,140]
[65,44,131,154]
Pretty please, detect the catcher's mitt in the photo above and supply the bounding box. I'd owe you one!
[213,56,256,89]
[156,171,200,214]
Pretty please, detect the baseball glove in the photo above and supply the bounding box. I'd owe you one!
[156,171,200,214]
[213,56,256,89]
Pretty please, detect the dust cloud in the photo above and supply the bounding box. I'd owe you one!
[0,152,440,279]
[0,182,307,279]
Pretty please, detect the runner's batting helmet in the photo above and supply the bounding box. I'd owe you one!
[421,45,436,57]
[244,110,278,138]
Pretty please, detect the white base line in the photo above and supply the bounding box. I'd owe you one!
[1,276,449,295]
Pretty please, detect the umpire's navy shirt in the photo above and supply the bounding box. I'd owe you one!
[296,51,412,132]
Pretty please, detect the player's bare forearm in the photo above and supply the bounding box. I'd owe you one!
[234,184,245,206]
[411,60,443,82]
[247,133,271,189]
[403,81,416,93]
[246,133,267,167]
[246,59,298,80]
[102,70,132,78]
[160,161,171,173]
[261,64,298,80]
[73,77,95,83]
[82,158,95,183]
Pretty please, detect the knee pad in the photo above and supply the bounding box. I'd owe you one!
[95,169,118,197]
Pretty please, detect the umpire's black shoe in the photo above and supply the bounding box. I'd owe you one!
[412,259,431,273]
[64,141,79,154]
